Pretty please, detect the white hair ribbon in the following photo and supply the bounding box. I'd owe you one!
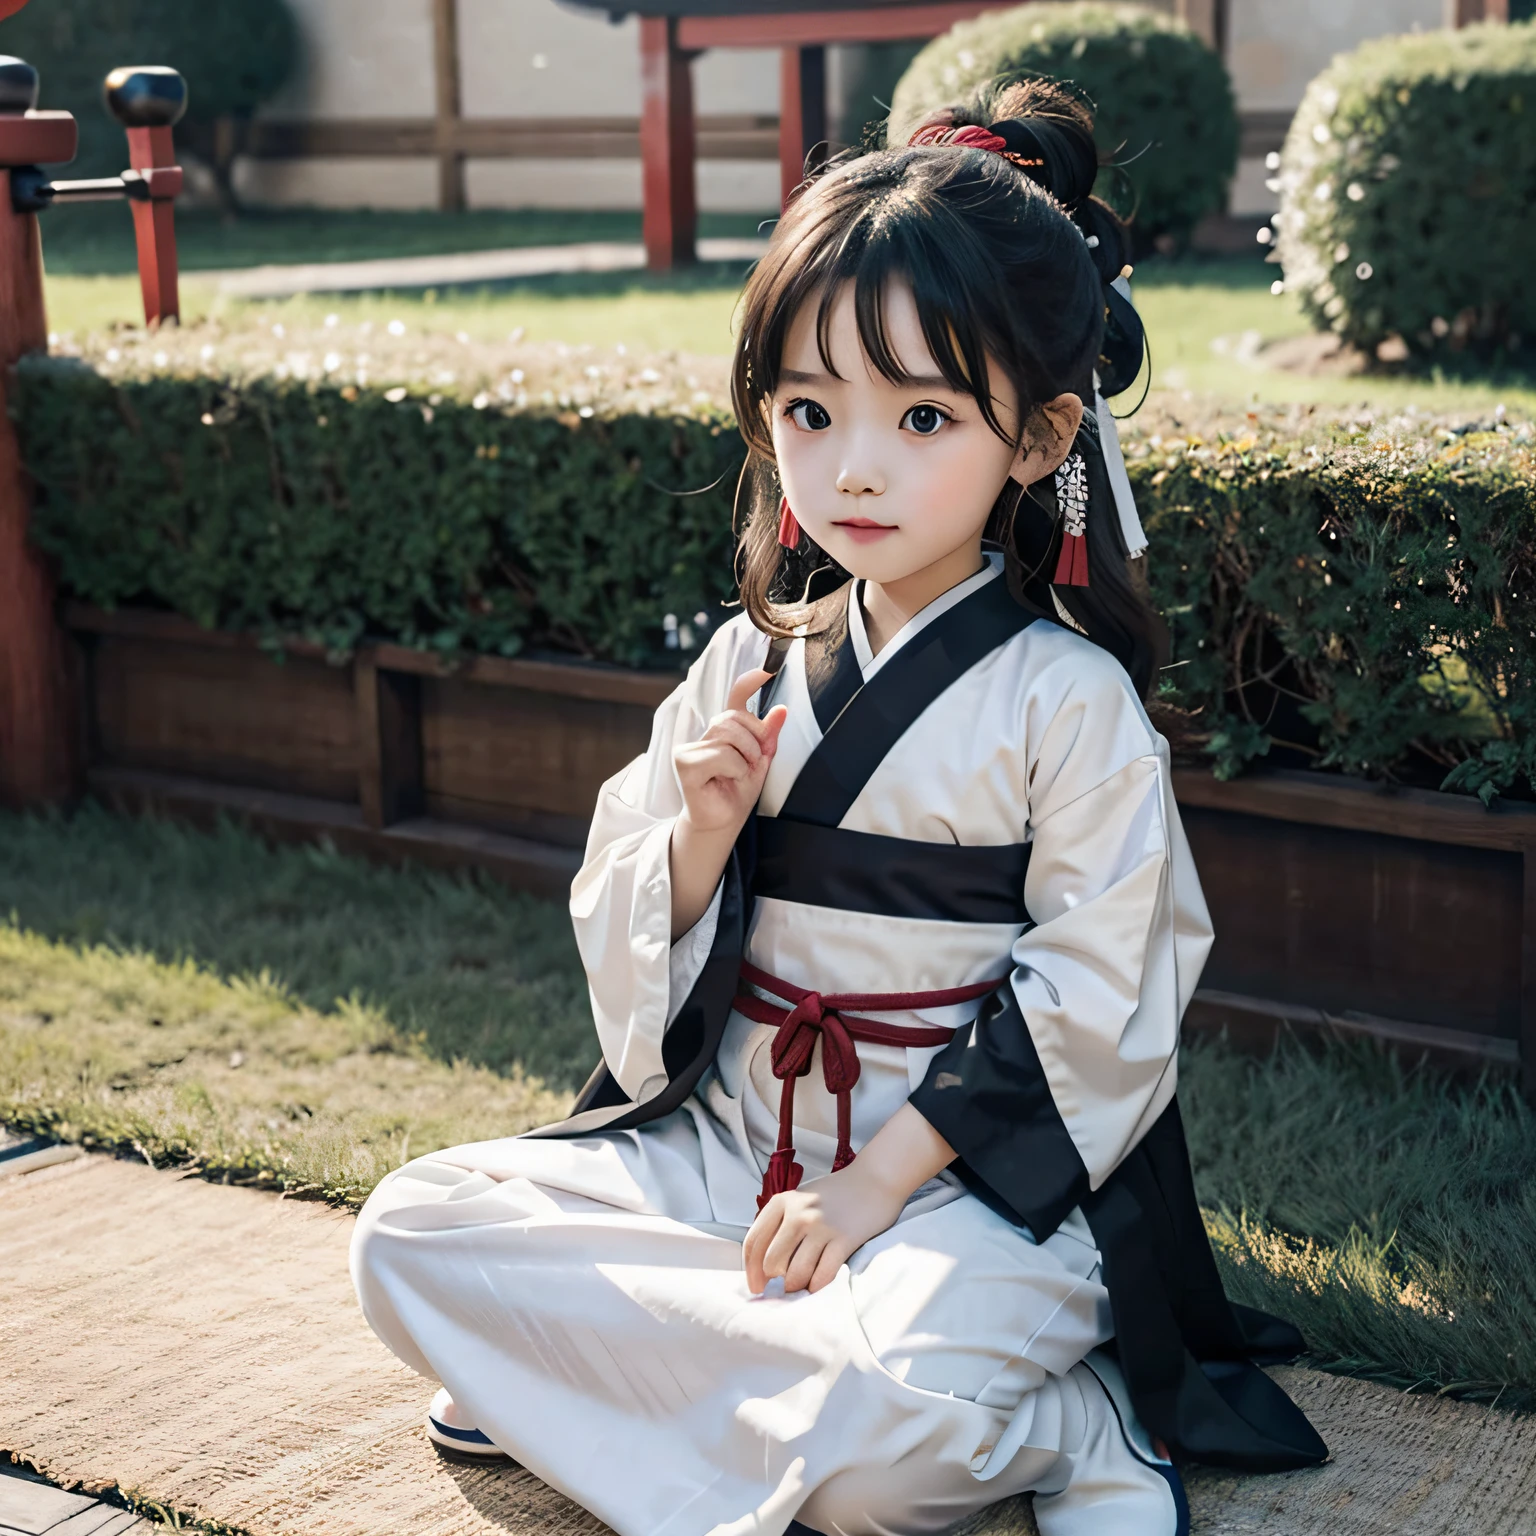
[1093,275,1147,559]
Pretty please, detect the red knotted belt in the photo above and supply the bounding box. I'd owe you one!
[734,961,1006,1211]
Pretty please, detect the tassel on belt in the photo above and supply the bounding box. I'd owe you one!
[734,960,1005,1211]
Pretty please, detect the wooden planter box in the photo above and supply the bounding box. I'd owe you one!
[67,605,1536,1091]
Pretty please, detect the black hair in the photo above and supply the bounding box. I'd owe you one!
[729,75,1160,697]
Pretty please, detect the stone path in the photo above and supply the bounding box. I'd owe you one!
[2,1148,1533,1536]
[0,1463,146,1536]
[207,237,770,300]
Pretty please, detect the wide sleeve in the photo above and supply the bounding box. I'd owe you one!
[568,620,769,1104]
[910,647,1213,1239]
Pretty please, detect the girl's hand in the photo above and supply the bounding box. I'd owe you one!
[673,668,788,837]
[743,1159,907,1296]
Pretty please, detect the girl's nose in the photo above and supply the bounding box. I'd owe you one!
[835,460,885,496]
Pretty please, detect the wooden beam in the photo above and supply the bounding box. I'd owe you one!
[432,0,465,212]
[355,650,424,829]
[0,138,82,809]
[678,1,1015,49]
[640,15,697,270]
[779,44,827,207]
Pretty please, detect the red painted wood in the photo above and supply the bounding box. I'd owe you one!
[640,15,697,270]
[679,1,1016,50]
[125,125,180,325]
[0,164,79,807]
[0,111,77,167]
[779,45,827,207]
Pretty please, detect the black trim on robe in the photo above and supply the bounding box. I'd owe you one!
[753,818,1032,925]
[557,572,1327,1474]
[779,574,1035,828]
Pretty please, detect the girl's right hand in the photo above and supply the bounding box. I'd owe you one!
[673,668,788,836]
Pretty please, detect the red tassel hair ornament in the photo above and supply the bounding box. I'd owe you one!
[777,495,802,550]
[1051,452,1091,587]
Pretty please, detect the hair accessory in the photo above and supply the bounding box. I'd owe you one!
[907,121,1043,172]
[1052,452,1091,587]
[777,495,802,550]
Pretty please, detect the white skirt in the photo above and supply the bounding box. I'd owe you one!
[351,1089,1127,1536]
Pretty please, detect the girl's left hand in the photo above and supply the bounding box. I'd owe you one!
[743,1160,906,1296]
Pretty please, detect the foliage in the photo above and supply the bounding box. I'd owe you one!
[888,1,1238,248]
[4,806,1535,1408]
[1273,21,1536,361]
[1133,415,1536,800]
[0,0,297,183]
[18,352,742,669]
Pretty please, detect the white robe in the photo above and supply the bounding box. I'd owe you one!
[351,555,1213,1536]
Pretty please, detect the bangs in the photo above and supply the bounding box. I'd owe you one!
[736,154,1043,450]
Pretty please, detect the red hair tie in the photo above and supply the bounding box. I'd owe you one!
[908,121,1044,171]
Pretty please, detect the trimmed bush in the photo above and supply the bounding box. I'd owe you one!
[1273,22,1536,361]
[15,356,1536,800]
[888,2,1238,247]
[0,0,297,193]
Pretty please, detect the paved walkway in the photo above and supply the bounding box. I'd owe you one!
[2,1150,1533,1536]
[208,238,770,300]
[0,1462,146,1536]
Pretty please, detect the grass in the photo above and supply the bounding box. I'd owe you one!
[1,805,1533,1412]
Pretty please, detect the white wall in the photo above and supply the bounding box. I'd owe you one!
[1226,0,1445,212]
[242,0,779,213]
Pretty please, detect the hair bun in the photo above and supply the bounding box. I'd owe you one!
[985,105,1098,212]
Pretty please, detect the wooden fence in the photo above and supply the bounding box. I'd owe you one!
[68,603,1536,1092]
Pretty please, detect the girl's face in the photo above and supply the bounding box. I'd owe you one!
[769,279,1041,586]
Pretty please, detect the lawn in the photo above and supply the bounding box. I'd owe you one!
[1,805,1532,1412]
[41,216,1536,416]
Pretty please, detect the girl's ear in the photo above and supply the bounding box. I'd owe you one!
[1007,392,1085,488]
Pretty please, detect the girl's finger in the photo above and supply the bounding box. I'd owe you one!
[725,668,775,717]
[760,1214,808,1283]
[807,1243,847,1295]
[782,1234,825,1295]
[704,718,764,766]
[742,1203,779,1293]
[759,703,789,755]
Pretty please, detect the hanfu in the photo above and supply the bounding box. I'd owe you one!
[352,555,1325,1536]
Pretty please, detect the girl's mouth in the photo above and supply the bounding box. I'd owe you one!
[832,517,898,544]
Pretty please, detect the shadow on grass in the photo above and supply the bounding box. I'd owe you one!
[0,803,599,1094]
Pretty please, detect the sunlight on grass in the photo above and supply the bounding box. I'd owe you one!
[0,919,572,1206]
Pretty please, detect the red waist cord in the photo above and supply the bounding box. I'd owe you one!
[734,961,1006,1211]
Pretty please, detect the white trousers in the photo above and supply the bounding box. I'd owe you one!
[352,1109,1144,1536]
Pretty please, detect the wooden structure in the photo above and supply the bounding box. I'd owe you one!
[62,603,1536,1095]
[0,54,185,810]
[0,93,79,809]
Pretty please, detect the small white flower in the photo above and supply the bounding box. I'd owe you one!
[1265,151,1281,171]
[1271,279,1286,295]
[456,331,470,344]
[1333,242,1350,263]
[1256,227,1274,245]
[1312,122,1332,144]
[510,368,525,384]
[1346,182,1365,201]
[272,322,285,338]
[324,313,339,328]
[1314,181,1333,202]
[1355,262,1373,281]
[385,386,408,402]
[323,351,341,371]
[387,319,406,336]
[578,405,595,418]
[200,344,216,361]
[153,350,168,366]
[106,348,121,363]
[473,392,491,409]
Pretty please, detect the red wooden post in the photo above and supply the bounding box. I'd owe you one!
[123,126,181,325]
[105,66,187,327]
[0,83,81,808]
[779,44,827,207]
[640,16,697,271]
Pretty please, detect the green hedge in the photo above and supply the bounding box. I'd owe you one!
[888,2,1238,247]
[21,358,740,669]
[1273,21,1536,360]
[16,359,1536,801]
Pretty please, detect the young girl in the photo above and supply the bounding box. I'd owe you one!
[352,78,1326,1536]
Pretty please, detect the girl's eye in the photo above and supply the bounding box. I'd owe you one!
[787,399,831,431]
[902,403,949,437]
